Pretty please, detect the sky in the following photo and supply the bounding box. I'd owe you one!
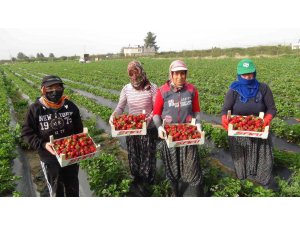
[0,0,300,60]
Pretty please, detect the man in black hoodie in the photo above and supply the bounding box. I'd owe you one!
[22,75,83,197]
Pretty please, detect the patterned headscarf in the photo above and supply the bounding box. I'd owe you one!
[127,60,151,90]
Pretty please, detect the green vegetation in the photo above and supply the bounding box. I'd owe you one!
[1,54,300,197]
[0,71,19,196]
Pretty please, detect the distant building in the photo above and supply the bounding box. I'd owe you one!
[79,53,90,63]
[292,40,300,50]
[123,45,155,57]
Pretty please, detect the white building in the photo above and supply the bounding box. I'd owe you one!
[123,45,155,57]
[292,40,300,50]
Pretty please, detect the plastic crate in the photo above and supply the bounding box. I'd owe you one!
[50,128,101,167]
[227,110,269,139]
[110,110,147,137]
[163,118,205,148]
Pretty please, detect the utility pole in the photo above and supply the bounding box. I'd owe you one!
[8,50,13,62]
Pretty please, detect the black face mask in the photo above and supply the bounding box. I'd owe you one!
[45,90,63,103]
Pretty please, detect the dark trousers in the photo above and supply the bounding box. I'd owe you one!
[126,128,158,184]
[40,161,79,197]
[160,143,202,196]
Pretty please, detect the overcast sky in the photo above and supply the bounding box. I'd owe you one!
[0,0,300,60]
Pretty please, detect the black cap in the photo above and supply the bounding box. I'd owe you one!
[41,75,64,87]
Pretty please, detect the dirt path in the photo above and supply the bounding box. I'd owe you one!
[36,72,121,95]
[8,97,38,196]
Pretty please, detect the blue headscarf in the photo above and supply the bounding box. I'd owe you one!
[229,72,259,103]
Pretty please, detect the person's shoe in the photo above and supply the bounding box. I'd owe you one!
[171,182,179,197]
[129,183,144,197]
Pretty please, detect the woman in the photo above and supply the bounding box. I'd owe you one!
[22,75,83,197]
[153,60,202,197]
[109,60,158,196]
[221,58,277,186]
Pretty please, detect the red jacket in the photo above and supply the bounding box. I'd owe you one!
[153,81,200,123]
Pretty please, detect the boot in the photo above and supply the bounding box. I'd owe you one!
[183,183,201,197]
[129,177,144,197]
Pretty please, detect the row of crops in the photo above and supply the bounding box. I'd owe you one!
[1,56,300,196]
[5,57,300,118]
[4,57,300,145]
[0,69,19,196]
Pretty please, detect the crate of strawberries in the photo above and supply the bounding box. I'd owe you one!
[110,110,147,137]
[50,128,101,167]
[163,118,205,148]
[227,110,269,139]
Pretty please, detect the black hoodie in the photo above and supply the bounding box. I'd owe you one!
[21,98,83,164]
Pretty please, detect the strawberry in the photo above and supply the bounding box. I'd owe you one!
[52,134,97,159]
[164,123,201,141]
[230,115,265,132]
[113,113,145,130]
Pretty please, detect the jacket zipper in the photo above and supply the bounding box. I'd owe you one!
[178,91,181,123]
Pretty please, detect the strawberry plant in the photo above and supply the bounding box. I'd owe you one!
[211,177,275,197]
[4,57,299,144]
[276,168,300,197]
[0,72,18,196]
[80,153,131,197]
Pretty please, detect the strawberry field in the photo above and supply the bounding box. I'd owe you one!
[1,56,300,197]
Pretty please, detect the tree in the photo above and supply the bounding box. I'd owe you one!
[49,53,55,58]
[144,32,159,52]
[17,52,27,60]
[60,56,67,60]
[36,53,45,58]
[119,47,125,57]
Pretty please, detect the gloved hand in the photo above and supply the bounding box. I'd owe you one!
[221,115,229,131]
[196,123,201,131]
[109,112,116,125]
[158,126,166,139]
[145,116,152,127]
[263,114,273,127]
[43,142,56,155]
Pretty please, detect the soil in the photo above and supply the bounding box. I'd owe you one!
[24,150,48,196]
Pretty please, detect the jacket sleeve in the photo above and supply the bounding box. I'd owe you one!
[263,84,277,118]
[192,88,201,124]
[72,104,84,134]
[115,86,127,115]
[146,84,158,121]
[192,88,200,112]
[153,88,164,128]
[221,89,235,116]
[153,88,164,116]
[21,106,44,152]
